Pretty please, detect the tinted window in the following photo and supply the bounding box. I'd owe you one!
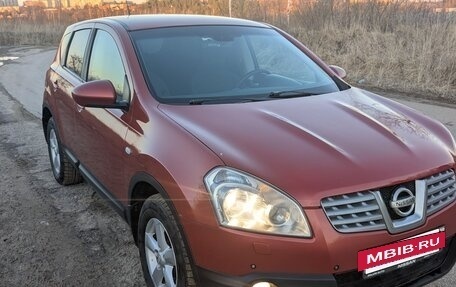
[88,30,129,102]
[65,29,91,78]
[132,26,341,104]
[59,33,71,64]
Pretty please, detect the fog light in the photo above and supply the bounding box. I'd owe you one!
[252,282,277,287]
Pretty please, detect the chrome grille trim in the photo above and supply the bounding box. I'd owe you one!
[426,169,456,215]
[426,170,454,186]
[321,191,386,233]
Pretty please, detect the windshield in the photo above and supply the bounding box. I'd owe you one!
[132,25,343,104]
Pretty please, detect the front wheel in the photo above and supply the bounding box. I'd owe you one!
[138,194,196,287]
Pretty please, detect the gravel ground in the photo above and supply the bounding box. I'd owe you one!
[0,46,455,287]
[0,49,145,286]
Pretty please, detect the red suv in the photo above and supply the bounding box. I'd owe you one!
[43,15,456,287]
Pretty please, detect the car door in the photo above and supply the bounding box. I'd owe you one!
[52,27,92,155]
[73,26,133,203]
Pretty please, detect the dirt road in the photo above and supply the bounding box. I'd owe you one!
[0,47,455,286]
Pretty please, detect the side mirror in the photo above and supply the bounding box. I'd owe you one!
[72,80,127,109]
[329,65,347,79]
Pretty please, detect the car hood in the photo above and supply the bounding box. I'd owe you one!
[159,88,456,207]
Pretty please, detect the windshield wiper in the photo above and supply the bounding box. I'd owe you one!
[188,97,271,105]
[188,91,318,105]
[268,90,320,99]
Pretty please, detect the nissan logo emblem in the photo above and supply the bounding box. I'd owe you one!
[390,187,416,217]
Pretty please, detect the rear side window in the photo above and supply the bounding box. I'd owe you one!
[65,29,91,78]
[87,30,129,102]
[59,33,71,64]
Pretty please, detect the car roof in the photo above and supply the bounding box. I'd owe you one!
[78,14,270,31]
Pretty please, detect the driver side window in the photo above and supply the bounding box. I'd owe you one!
[87,30,130,103]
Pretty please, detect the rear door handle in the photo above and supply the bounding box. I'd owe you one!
[52,80,59,92]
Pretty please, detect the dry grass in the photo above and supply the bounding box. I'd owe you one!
[289,1,456,101]
[0,21,65,46]
[0,1,455,101]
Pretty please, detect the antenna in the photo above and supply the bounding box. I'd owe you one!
[125,0,131,16]
[229,0,232,17]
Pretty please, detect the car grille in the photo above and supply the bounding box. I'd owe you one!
[321,169,456,233]
[426,169,456,215]
[321,191,385,233]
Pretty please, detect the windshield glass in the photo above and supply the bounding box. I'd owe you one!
[132,25,342,104]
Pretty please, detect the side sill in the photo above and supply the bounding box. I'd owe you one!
[64,148,79,167]
[77,163,128,221]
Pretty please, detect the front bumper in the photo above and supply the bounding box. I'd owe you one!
[197,235,456,287]
[183,202,456,276]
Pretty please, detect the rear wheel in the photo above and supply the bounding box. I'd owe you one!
[46,118,82,185]
[138,194,196,287]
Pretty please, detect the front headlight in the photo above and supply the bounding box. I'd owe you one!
[204,167,312,237]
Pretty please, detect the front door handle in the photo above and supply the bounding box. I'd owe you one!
[76,104,84,113]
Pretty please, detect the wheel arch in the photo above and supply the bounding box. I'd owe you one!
[129,171,200,285]
[42,104,53,143]
[128,172,172,245]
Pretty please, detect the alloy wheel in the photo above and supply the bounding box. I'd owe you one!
[144,218,177,287]
[49,128,61,176]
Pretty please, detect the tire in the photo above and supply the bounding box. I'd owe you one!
[138,194,197,287]
[46,118,82,185]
